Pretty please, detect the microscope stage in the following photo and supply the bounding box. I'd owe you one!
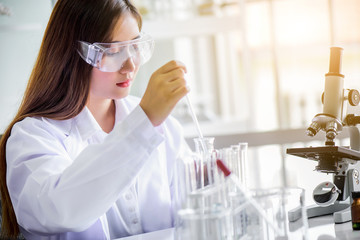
[286,146,360,162]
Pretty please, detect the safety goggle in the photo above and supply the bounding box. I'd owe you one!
[77,33,154,72]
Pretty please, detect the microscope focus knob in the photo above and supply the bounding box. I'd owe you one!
[348,89,360,106]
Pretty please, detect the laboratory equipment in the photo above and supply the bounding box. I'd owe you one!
[245,187,308,240]
[287,47,360,223]
[176,93,307,239]
[312,181,340,206]
[175,141,308,239]
[234,143,248,186]
[177,207,232,240]
[216,159,284,237]
[217,159,308,240]
[193,137,216,187]
[174,138,231,240]
[351,191,360,230]
[186,95,208,152]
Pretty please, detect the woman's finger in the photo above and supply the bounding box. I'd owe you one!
[168,77,187,92]
[155,60,187,75]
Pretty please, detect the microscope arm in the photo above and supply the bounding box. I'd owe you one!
[331,126,360,202]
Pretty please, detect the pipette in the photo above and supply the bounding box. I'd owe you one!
[185,95,207,152]
[216,159,283,236]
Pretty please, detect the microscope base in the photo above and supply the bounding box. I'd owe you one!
[289,202,350,223]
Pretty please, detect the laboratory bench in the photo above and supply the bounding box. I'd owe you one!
[116,215,360,240]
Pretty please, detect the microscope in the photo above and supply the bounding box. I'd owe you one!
[287,47,360,223]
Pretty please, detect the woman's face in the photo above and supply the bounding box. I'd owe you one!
[89,12,141,100]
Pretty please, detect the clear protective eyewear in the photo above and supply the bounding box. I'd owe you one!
[77,32,154,72]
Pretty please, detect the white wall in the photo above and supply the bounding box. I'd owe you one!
[0,0,52,133]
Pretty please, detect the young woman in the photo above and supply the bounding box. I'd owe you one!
[0,0,190,239]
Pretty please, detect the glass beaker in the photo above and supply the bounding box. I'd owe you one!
[192,137,229,210]
[176,206,233,240]
[193,137,216,188]
[231,187,308,240]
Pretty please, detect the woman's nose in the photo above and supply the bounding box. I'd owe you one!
[120,57,136,73]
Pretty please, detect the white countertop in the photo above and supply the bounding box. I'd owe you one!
[116,215,360,240]
[307,215,360,240]
[117,228,174,240]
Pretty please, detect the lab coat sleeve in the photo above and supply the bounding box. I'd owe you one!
[6,105,164,234]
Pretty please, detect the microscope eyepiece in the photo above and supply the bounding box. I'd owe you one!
[325,47,344,77]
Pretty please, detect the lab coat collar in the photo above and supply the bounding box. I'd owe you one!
[75,107,102,142]
[75,98,133,142]
[114,98,132,123]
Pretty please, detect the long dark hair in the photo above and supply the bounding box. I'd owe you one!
[0,0,141,238]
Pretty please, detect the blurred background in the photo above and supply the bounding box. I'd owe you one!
[1,0,360,205]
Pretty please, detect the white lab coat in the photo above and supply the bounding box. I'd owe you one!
[6,95,191,240]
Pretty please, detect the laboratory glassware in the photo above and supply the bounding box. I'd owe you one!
[175,140,308,240]
[176,206,232,240]
[173,137,219,211]
[217,159,308,240]
[243,187,308,240]
[351,191,360,230]
[175,137,233,240]
[220,143,248,186]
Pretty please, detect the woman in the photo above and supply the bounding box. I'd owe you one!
[0,0,190,239]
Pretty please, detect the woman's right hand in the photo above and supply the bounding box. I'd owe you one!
[140,60,189,126]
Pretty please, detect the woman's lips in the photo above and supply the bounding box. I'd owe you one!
[116,79,131,88]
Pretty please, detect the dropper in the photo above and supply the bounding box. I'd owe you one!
[185,95,207,152]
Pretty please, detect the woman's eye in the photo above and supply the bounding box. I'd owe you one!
[107,51,120,56]
[107,48,125,56]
